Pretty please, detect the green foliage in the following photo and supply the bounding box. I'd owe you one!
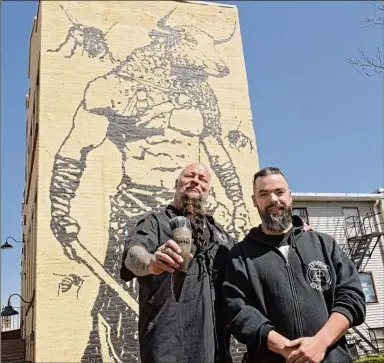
[355,354,384,363]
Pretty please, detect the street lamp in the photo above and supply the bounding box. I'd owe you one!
[1,236,24,249]
[1,291,35,317]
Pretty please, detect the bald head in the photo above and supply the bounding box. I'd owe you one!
[176,163,212,183]
[173,163,212,208]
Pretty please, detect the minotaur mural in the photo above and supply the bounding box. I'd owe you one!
[48,4,254,362]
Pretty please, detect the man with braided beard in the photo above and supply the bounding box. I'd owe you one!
[121,162,235,363]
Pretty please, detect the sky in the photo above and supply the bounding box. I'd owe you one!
[1,1,383,305]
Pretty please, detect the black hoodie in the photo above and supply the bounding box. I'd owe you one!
[120,205,235,363]
[222,220,366,363]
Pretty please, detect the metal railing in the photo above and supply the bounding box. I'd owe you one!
[352,322,380,354]
[344,212,384,240]
[1,306,21,332]
[343,212,384,269]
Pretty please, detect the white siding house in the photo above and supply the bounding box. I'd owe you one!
[292,190,384,358]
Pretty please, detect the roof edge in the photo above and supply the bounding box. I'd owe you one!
[174,0,236,8]
[293,192,384,202]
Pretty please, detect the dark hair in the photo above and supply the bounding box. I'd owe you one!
[253,166,287,185]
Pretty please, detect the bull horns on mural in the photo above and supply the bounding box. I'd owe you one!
[158,5,236,45]
[213,22,237,45]
[157,6,178,32]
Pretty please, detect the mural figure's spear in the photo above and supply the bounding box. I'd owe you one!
[72,238,139,314]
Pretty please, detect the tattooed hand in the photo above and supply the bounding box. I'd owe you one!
[126,241,193,277]
[151,240,193,274]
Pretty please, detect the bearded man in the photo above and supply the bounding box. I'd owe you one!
[120,162,235,363]
[223,166,366,363]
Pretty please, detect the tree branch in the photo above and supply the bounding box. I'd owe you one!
[349,4,384,76]
[358,3,384,28]
[348,47,384,76]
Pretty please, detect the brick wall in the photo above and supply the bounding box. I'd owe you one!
[1,329,26,363]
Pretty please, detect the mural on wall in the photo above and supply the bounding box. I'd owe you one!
[227,120,254,152]
[53,273,90,299]
[49,5,252,362]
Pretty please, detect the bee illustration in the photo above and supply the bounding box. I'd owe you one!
[226,121,254,151]
[53,273,89,299]
[47,5,118,63]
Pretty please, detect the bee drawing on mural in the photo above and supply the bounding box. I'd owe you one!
[53,273,89,299]
[226,121,254,152]
[47,5,118,63]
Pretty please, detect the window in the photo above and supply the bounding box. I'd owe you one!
[342,207,361,238]
[292,207,309,225]
[358,272,378,303]
[1,316,12,331]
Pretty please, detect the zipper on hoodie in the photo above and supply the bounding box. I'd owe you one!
[265,244,304,337]
[286,247,304,337]
[254,228,306,337]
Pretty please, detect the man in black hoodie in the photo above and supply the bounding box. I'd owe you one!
[223,166,365,363]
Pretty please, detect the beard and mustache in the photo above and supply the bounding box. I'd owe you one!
[257,202,292,232]
[180,194,207,218]
[178,191,291,234]
[179,194,208,250]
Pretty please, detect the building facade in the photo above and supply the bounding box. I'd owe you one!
[293,191,384,357]
[21,1,259,362]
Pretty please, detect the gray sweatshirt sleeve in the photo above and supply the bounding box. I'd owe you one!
[222,246,273,347]
[330,238,366,327]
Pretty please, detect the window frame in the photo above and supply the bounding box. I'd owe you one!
[358,271,379,304]
[2,315,12,331]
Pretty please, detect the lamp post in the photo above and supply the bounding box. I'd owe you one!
[1,291,35,317]
[1,236,24,249]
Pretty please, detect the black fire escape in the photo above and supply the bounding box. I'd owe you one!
[344,212,384,271]
[343,211,384,356]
